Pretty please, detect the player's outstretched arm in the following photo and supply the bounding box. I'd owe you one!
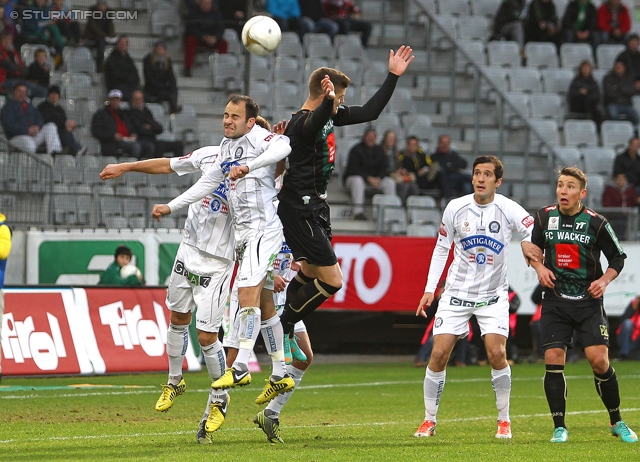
[416,292,434,318]
[388,45,415,77]
[100,158,173,180]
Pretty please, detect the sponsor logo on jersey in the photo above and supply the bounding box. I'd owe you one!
[264,133,275,142]
[280,242,291,253]
[327,131,336,164]
[450,296,499,307]
[562,222,574,229]
[522,215,534,228]
[460,235,505,254]
[173,260,211,287]
[489,221,500,233]
[574,220,587,232]
[555,243,580,269]
[600,325,609,339]
[434,317,443,328]
[548,216,559,230]
[461,221,471,234]
[469,252,493,265]
[439,223,447,237]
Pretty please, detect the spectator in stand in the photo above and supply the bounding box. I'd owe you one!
[323,0,373,48]
[218,0,246,36]
[143,41,181,115]
[91,89,146,159]
[384,129,419,203]
[597,0,631,44]
[300,0,339,40]
[83,0,117,72]
[37,85,85,156]
[104,35,140,102]
[602,60,639,125]
[0,0,16,38]
[525,0,560,45]
[98,245,144,286]
[0,31,46,97]
[343,128,396,220]
[183,0,226,78]
[431,134,472,200]
[616,295,640,360]
[567,60,603,126]
[0,82,62,155]
[492,0,526,49]
[398,135,441,196]
[528,284,544,363]
[27,48,50,89]
[615,33,640,84]
[22,0,66,64]
[613,137,640,194]
[52,0,82,46]
[561,0,597,48]
[128,89,184,158]
[603,173,639,207]
[265,0,312,41]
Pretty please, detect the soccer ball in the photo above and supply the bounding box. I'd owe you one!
[242,15,282,56]
[120,264,142,280]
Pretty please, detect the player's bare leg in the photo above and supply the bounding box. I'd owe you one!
[484,334,512,439]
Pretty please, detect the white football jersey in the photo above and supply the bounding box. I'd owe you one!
[203,125,289,231]
[170,146,235,261]
[435,193,534,300]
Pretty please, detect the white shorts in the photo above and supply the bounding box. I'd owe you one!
[235,227,283,289]
[165,242,234,333]
[432,293,510,339]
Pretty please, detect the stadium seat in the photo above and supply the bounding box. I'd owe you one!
[335,59,362,86]
[171,110,199,144]
[596,44,625,70]
[438,0,470,15]
[406,195,440,225]
[66,47,96,76]
[76,155,100,169]
[529,119,560,151]
[471,0,501,17]
[504,92,530,127]
[554,147,583,169]
[273,56,302,83]
[363,65,388,86]
[249,80,273,118]
[334,34,362,49]
[524,42,559,69]
[487,41,521,68]
[104,216,129,228]
[372,194,407,235]
[387,87,416,115]
[407,223,438,236]
[129,216,147,228]
[478,66,509,100]
[307,41,334,60]
[53,195,77,225]
[100,197,125,222]
[124,198,147,218]
[115,185,138,196]
[601,120,634,150]
[563,119,598,148]
[210,54,242,91]
[62,167,84,186]
[273,82,300,111]
[541,68,574,94]
[151,8,179,39]
[455,40,486,74]
[303,33,332,55]
[147,174,170,189]
[508,68,542,93]
[560,43,593,69]
[582,147,616,175]
[276,36,304,60]
[529,93,564,125]
[337,42,366,62]
[457,16,490,41]
[249,55,273,83]
[304,58,332,83]
[405,123,435,145]
[76,195,92,225]
[585,174,606,208]
[53,184,69,194]
[138,186,163,198]
[68,184,92,195]
[54,154,77,169]
[61,72,96,100]
[430,15,458,50]
[222,28,243,56]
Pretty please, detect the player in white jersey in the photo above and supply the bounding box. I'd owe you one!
[99,146,234,443]
[153,95,295,406]
[414,155,542,440]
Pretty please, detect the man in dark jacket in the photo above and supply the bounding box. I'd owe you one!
[493,0,526,48]
[183,0,225,77]
[0,82,62,154]
[91,89,145,158]
[0,31,47,97]
[343,128,396,220]
[300,0,339,39]
[431,134,472,200]
[603,60,639,124]
[615,33,640,83]
[37,85,85,156]
[83,0,116,70]
[143,42,181,115]
[128,90,184,158]
[218,0,246,35]
[562,0,597,46]
[525,0,560,45]
[613,137,640,194]
[104,35,140,102]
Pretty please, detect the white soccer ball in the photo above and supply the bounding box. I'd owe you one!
[242,15,282,56]
[120,264,142,280]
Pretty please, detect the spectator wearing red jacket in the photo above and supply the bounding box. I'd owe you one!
[323,0,372,47]
[597,0,631,44]
[616,295,640,360]
[602,173,639,207]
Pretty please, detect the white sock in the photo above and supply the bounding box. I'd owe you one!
[233,306,261,370]
[201,340,226,381]
[200,388,229,421]
[166,323,189,385]
[424,366,446,422]
[260,314,286,378]
[491,365,511,421]
[266,365,306,418]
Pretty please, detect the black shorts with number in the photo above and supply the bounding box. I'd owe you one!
[540,302,610,351]
[277,200,338,267]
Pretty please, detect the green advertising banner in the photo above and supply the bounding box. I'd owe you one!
[158,243,180,285]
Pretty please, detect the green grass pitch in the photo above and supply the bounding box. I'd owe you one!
[1,359,639,461]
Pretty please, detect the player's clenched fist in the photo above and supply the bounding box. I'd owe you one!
[100,164,124,180]
[152,204,171,221]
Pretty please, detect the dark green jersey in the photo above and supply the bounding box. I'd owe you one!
[531,204,626,306]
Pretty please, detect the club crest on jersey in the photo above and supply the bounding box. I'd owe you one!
[209,198,221,214]
[435,317,443,328]
[522,215,534,228]
[470,251,493,265]
[489,221,500,233]
[548,216,559,230]
[235,147,243,159]
[461,221,471,234]
[460,235,505,254]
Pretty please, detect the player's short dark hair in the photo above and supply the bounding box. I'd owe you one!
[558,166,587,189]
[473,155,504,180]
[308,67,351,99]
[255,115,270,131]
[227,94,259,121]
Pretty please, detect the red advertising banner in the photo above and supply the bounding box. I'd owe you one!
[324,236,439,312]
[2,289,89,376]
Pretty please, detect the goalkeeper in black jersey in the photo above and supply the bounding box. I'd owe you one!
[276,46,414,353]
[530,166,637,444]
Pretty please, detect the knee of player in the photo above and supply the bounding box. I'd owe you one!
[429,348,451,369]
[170,311,191,325]
[589,355,610,375]
[197,330,218,347]
[486,345,506,363]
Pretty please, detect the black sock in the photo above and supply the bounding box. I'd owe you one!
[279,279,340,335]
[279,271,313,335]
[594,366,622,425]
[544,364,567,429]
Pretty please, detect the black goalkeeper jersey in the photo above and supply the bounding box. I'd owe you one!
[278,72,399,209]
[531,204,626,307]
